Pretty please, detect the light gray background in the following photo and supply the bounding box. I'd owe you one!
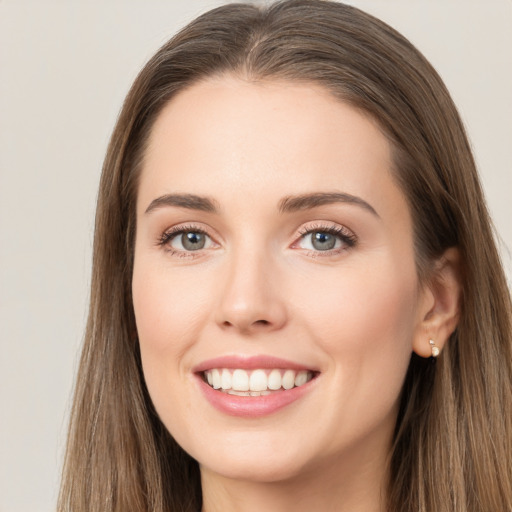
[1,1,510,511]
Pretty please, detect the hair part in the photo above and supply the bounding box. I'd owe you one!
[59,2,512,511]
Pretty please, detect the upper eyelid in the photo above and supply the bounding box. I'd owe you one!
[293,221,358,250]
[295,221,356,237]
[298,223,349,232]
[161,221,353,235]
[162,222,216,238]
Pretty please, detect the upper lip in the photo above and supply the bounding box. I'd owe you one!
[192,355,318,374]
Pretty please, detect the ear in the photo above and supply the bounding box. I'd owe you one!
[412,248,462,358]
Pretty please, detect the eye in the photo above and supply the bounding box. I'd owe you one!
[173,231,209,251]
[159,225,215,253]
[296,225,357,254]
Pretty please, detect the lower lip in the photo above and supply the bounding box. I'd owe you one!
[196,375,317,417]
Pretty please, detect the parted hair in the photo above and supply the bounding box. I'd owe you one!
[58,1,512,511]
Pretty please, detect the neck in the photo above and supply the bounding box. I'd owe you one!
[200,439,389,512]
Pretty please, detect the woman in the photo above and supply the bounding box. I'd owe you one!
[58,1,512,511]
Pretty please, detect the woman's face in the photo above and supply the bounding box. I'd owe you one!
[132,77,429,483]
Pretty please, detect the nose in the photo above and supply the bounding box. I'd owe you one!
[214,247,288,334]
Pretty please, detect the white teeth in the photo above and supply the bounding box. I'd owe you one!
[294,370,308,387]
[249,369,268,391]
[228,390,251,396]
[203,368,314,393]
[212,369,221,389]
[227,390,272,397]
[221,369,232,390]
[282,370,295,390]
[232,369,249,391]
[268,369,282,390]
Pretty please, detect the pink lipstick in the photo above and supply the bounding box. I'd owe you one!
[193,355,319,417]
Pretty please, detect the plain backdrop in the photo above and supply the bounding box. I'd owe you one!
[0,1,510,510]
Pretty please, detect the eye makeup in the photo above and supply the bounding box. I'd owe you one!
[156,223,217,258]
[295,222,357,256]
[156,219,357,260]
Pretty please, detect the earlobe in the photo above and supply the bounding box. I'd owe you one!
[412,248,462,358]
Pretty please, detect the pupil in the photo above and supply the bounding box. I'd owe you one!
[182,232,205,250]
[312,231,335,250]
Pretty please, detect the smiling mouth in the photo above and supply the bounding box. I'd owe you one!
[202,368,316,396]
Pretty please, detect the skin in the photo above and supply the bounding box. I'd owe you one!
[132,77,460,512]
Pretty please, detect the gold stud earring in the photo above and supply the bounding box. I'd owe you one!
[429,339,440,358]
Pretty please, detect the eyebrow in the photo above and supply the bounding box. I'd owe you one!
[144,193,219,214]
[278,192,379,217]
[144,191,378,217]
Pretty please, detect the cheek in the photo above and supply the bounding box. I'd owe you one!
[132,259,211,356]
[131,260,214,434]
[302,259,417,343]
[297,258,418,415]
[131,258,212,421]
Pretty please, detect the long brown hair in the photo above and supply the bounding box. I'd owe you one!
[58,1,512,510]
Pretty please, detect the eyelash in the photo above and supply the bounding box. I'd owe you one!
[157,222,357,257]
[157,224,212,257]
[296,223,357,256]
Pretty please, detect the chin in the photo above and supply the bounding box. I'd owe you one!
[198,451,309,484]
[171,424,313,484]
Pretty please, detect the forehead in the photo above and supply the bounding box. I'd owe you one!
[138,76,403,217]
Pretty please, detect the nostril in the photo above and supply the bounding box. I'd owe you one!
[221,318,271,330]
